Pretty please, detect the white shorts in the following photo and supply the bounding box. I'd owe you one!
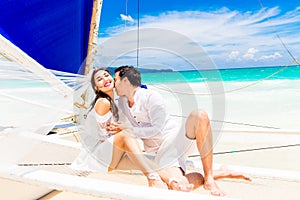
[153,131,195,173]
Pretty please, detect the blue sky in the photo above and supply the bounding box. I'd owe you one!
[97,0,300,70]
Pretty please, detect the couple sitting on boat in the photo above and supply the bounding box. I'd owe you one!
[72,66,251,196]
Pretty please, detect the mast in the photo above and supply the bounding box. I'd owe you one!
[85,0,103,75]
[73,0,103,113]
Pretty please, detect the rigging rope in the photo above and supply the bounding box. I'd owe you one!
[257,0,300,66]
[18,163,71,166]
[189,143,300,157]
[123,0,140,68]
[170,114,280,129]
[124,0,128,30]
[136,0,140,68]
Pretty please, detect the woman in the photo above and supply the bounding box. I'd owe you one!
[72,68,166,188]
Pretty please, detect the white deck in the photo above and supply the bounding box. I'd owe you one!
[1,129,299,200]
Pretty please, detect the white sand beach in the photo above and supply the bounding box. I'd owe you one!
[1,80,299,200]
[154,79,300,130]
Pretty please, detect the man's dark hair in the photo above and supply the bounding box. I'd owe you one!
[114,65,141,87]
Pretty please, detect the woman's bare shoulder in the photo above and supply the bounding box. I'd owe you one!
[94,98,110,116]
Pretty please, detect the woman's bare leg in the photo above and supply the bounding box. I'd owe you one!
[213,165,252,181]
[110,132,167,189]
[185,166,251,190]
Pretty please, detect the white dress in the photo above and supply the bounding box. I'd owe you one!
[71,106,116,172]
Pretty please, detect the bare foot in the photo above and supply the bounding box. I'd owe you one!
[219,165,252,181]
[168,177,194,192]
[203,178,225,196]
[148,179,168,189]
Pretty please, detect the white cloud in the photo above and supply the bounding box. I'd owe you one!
[120,14,134,23]
[259,52,282,60]
[242,48,259,60]
[228,51,240,60]
[227,49,282,63]
[102,7,300,68]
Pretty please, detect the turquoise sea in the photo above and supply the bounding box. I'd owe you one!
[1,65,299,89]
[141,65,300,84]
[139,65,300,130]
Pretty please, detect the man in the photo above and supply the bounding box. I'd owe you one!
[112,66,249,196]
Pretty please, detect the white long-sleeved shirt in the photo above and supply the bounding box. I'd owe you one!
[118,88,180,153]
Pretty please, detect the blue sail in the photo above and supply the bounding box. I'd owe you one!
[0,0,94,74]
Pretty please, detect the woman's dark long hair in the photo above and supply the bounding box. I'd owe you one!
[89,68,119,121]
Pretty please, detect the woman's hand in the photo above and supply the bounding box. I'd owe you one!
[106,123,122,134]
[106,122,134,136]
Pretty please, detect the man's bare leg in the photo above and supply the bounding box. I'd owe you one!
[186,109,225,196]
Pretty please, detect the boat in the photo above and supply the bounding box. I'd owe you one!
[1,1,227,199]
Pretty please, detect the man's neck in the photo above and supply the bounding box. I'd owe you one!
[127,86,138,108]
